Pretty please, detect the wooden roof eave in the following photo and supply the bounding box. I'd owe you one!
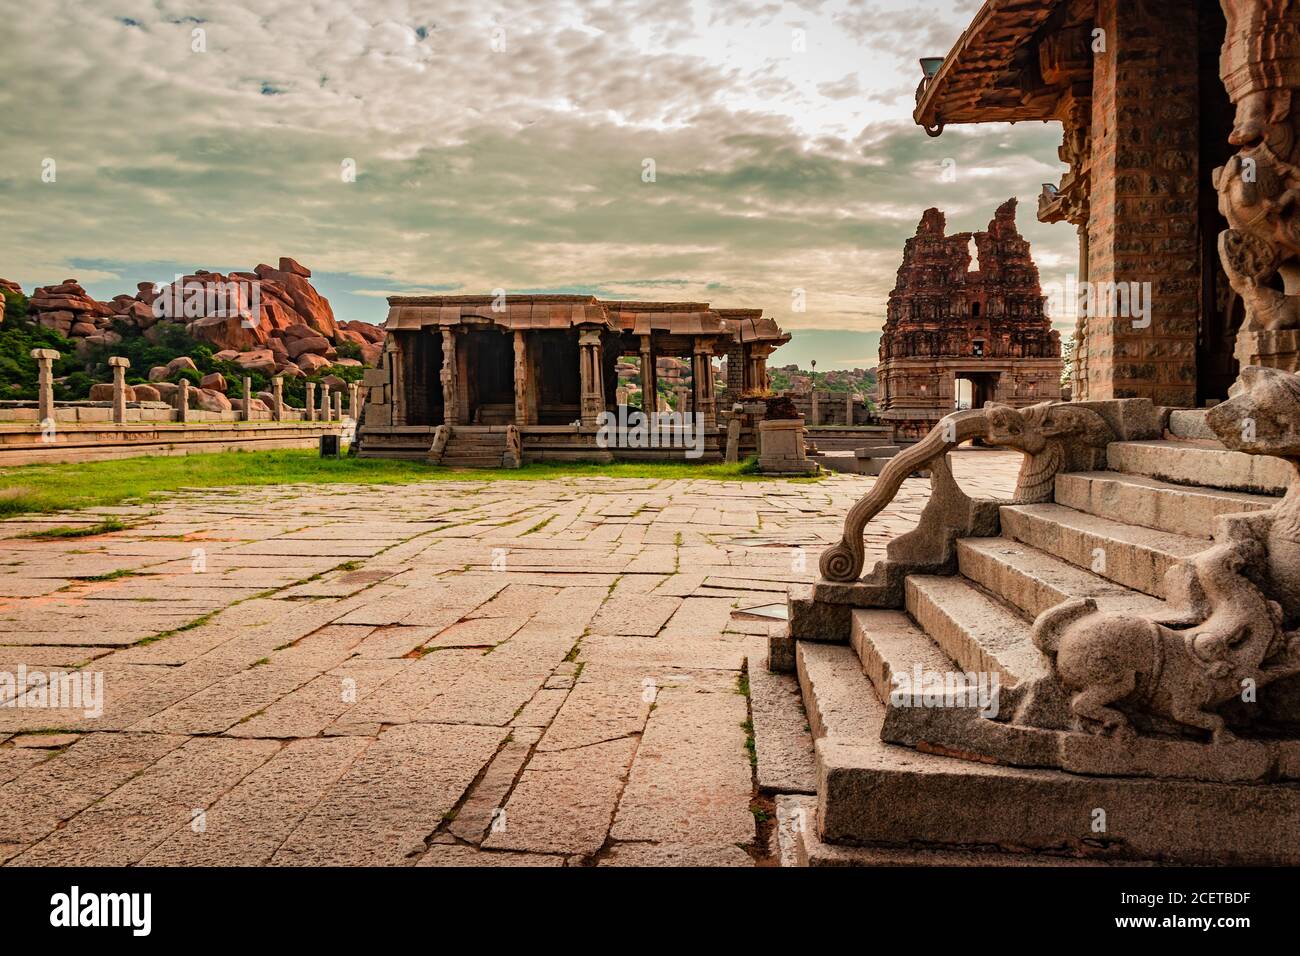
[912,0,1066,134]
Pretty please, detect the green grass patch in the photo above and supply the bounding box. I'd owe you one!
[19,518,129,539]
[76,568,139,582]
[0,451,818,518]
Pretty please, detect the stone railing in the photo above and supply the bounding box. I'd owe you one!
[819,400,1114,583]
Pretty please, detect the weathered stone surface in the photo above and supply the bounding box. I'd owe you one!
[271,724,504,866]
[746,637,817,794]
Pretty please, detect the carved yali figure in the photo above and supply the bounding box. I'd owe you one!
[1029,366,1300,743]
[1207,365,1300,625]
[1032,540,1298,743]
[819,401,1113,582]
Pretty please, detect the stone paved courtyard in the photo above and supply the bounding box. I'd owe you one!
[0,450,1020,866]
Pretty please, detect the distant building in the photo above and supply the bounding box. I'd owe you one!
[360,294,788,462]
[877,200,1063,440]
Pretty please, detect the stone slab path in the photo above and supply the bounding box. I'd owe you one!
[0,449,1021,866]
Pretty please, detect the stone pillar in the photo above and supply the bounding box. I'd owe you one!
[1072,222,1090,401]
[725,405,742,463]
[810,388,820,426]
[177,379,189,424]
[846,390,854,427]
[386,336,405,426]
[1084,0,1200,405]
[333,391,342,422]
[242,376,252,422]
[108,356,130,424]
[513,330,529,425]
[348,382,359,418]
[578,329,605,427]
[305,382,317,422]
[29,349,58,425]
[272,377,284,422]
[639,335,656,416]
[441,328,457,426]
[691,344,717,430]
[319,383,331,422]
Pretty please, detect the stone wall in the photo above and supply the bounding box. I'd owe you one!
[1085,0,1201,406]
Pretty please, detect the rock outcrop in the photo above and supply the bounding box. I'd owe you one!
[14,258,385,376]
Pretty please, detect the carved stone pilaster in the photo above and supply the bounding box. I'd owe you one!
[1214,0,1300,375]
[578,329,604,427]
[441,327,457,426]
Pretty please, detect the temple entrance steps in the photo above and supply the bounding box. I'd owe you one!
[779,436,1297,866]
[439,427,512,469]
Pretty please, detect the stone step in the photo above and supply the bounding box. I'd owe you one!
[998,503,1208,599]
[849,609,961,706]
[1106,439,1292,495]
[956,537,1168,621]
[1055,471,1277,539]
[443,459,504,468]
[814,733,1300,865]
[904,575,1049,689]
[793,641,882,743]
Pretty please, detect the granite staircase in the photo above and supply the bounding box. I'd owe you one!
[439,426,512,469]
[781,429,1299,866]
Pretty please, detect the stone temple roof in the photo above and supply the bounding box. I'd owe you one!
[383,294,614,332]
[383,294,789,345]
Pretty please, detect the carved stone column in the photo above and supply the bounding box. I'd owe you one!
[29,348,57,425]
[108,356,129,424]
[305,382,316,422]
[441,327,458,426]
[513,330,529,425]
[579,329,604,427]
[1215,0,1300,376]
[639,334,655,415]
[692,343,717,430]
[272,376,284,422]
[319,383,331,422]
[242,376,252,421]
[333,391,342,422]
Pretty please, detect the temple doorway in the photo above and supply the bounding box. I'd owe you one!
[533,330,581,425]
[954,372,998,411]
[402,328,445,426]
[463,328,514,424]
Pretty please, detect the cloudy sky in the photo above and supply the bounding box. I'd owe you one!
[1,0,1075,369]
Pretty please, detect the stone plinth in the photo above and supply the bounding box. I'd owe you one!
[758,418,817,474]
